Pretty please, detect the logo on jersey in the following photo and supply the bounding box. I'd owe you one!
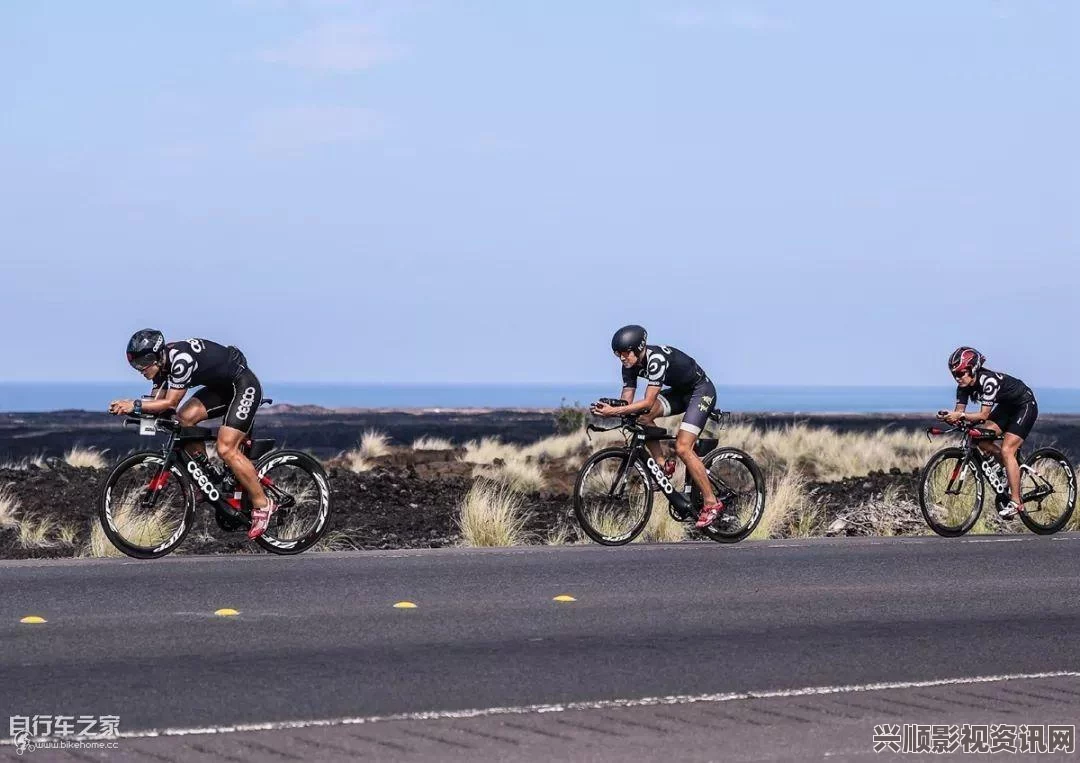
[168,350,197,386]
[979,375,1000,404]
[699,394,714,412]
[187,339,205,353]
[646,350,669,383]
[235,387,257,421]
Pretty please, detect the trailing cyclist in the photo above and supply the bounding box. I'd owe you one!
[592,324,725,529]
[107,329,277,539]
[940,346,1038,519]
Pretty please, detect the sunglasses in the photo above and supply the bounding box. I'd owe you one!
[128,353,158,371]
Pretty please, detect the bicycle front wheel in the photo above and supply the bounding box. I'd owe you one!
[1018,448,1077,535]
[98,452,196,559]
[252,450,333,555]
[696,447,766,543]
[573,448,653,546]
[918,447,984,537]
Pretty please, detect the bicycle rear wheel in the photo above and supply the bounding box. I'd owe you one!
[251,450,333,555]
[1018,447,1077,535]
[695,447,766,543]
[573,448,653,546]
[98,452,196,559]
[918,447,984,537]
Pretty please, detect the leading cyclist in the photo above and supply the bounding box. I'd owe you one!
[107,329,277,539]
[592,324,726,528]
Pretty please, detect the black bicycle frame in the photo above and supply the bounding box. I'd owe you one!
[134,419,276,523]
[593,422,721,517]
[938,429,1052,506]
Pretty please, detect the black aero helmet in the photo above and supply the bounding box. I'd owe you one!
[948,346,984,376]
[127,329,165,370]
[611,325,647,355]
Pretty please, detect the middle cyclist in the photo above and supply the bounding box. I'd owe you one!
[592,324,726,529]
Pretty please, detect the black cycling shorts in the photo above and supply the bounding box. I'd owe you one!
[657,377,717,436]
[191,367,263,434]
[988,399,1038,440]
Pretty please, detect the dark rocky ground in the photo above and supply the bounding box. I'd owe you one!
[2,408,1078,559]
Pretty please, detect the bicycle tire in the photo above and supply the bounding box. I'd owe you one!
[918,447,984,537]
[98,451,196,559]
[573,447,653,546]
[695,447,766,543]
[1017,447,1077,535]
[252,450,333,555]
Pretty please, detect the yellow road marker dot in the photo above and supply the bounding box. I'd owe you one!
[393,601,418,609]
[214,608,239,617]
[20,616,46,624]
[553,595,577,603]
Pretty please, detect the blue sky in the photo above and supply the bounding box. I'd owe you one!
[2,1,1076,388]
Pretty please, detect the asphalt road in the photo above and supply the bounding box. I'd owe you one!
[3,535,1080,761]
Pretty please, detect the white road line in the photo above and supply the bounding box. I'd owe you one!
[962,538,1025,543]
[6,670,1077,744]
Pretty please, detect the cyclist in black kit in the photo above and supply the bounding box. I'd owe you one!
[940,346,1038,519]
[108,329,277,539]
[592,325,726,529]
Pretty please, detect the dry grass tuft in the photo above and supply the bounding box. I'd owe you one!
[751,471,811,540]
[64,446,108,469]
[18,514,59,549]
[341,430,393,473]
[358,430,391,458]
[0,484,22,529]
[314,529,362,552]
[521,431,589,461]
[461,437,521,465]
[545,522,576,546]
[411,436,455,451]
[343,452,374,473]
[456,480,531,547]
[55,522,81,547]
[473,458,547,494]
[0,453,46,471]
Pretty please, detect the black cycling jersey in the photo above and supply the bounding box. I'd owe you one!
[956,368,1035,408]
[152,339,246,391]
[622,345,707,392]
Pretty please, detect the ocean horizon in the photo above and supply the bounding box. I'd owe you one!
[4,382,1080,415]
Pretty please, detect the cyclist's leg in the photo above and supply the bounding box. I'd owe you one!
[214,370,268,508]
[642,390,684,463]
[179,389,222,458]
[976,407,1007,461]
[674,381,718,507]
[1000,401,1037,505]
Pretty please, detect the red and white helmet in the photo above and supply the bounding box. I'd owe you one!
[948,346,985,376]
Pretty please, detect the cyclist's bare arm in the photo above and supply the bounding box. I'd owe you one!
[594,386,659,417]
[615,385,660,416]
[142,387,185,415]
[108,387,184,416]
[952,404,993,425]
